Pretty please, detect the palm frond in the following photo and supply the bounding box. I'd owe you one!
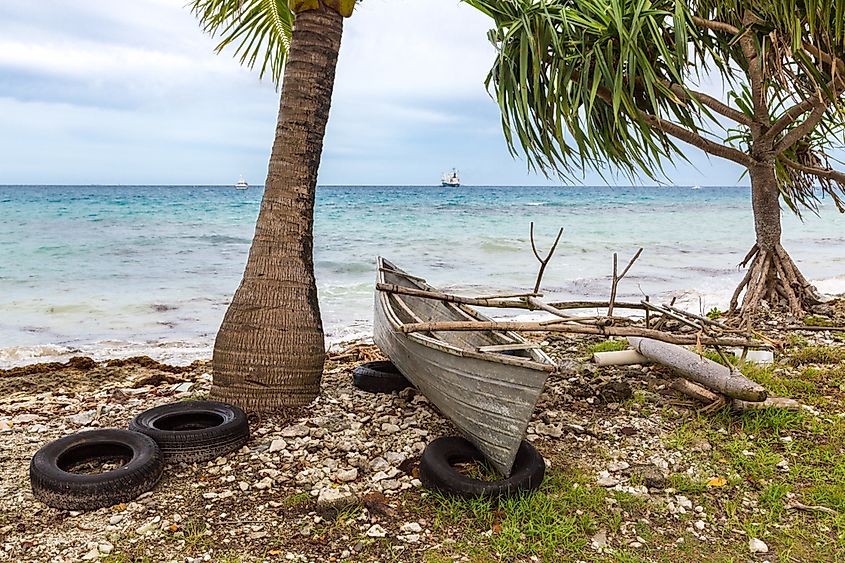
[190,0,293,88]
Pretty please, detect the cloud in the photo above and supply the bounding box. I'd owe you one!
[0,0,755,186]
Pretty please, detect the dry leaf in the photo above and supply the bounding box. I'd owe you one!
[707,476,727,487]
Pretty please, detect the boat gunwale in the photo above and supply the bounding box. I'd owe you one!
[376,258,556,373]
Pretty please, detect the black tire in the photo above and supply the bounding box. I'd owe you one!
[419,436,545,498]
[128,400,249,464]
[352,361,411,394]
[30,429,163,511]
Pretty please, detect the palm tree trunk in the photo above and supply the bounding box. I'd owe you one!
[210,7,344,411]
[730,163,821,318]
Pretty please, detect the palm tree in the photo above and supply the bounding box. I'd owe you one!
[466,0,845,320]
[190,0,356,411]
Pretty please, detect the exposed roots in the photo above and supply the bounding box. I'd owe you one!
[729,243,822,320]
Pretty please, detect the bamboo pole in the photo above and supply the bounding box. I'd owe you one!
[398,320,763,348]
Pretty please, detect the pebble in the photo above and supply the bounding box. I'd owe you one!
[135,516,161,535]
[749,538,769,553]
[254,477,273,490]
[365,524,387,538]
[280,424,310,438]
[400,522,422,533]
[268,439,288,453]
[108,514,124,525]
[336,468,358,482]
[596,471,619,487]
[67,410,97,426]
[316,488,355,507]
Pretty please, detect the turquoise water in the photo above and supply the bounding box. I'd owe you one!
[1,185,843,366]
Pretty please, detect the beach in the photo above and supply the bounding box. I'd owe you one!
[1,184,844,368]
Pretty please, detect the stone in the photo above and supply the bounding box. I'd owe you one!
[365,524,387,538]
[316,488,355,508]
[108,514,124,525]
[749,538,769,553]
[67,410,97,426]
[631,465,666,489]
[381,423,400,434]
[280,424,310,438]
[254,477,273,490]
[336,468,358,482]
[591,529,608,550]
[694,520,705,531]
[98,543,114,554]
[81,548,99,561]
[135,516,161,535]
[268,439,288,453]
[596,471,619,487]
[400,522,422,533]
[370,457,389,471]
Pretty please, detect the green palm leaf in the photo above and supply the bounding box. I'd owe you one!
[190,0,293,88]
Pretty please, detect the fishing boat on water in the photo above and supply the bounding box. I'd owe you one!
[441,169,461,187]
[373,257,555,476]
[235,176,249,190]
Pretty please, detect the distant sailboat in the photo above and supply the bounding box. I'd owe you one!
[235,176,249,190]
[441,168,461,187]
[691,184,702,190]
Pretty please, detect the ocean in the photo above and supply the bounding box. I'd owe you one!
[1,185,843,368]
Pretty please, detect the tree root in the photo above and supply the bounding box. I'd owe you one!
[729,243,822,319]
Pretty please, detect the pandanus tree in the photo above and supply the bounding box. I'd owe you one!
[465,0,845,319]
[190,0,356,411]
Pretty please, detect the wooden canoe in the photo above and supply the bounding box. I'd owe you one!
[373,257,555,476]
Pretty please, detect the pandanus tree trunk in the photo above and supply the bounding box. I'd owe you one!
[730,163,822,318]
[210,6,344,411]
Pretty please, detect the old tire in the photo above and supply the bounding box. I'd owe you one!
[129,400,249,463]
[30,429,163,511]
[419,436,545,498]
[352,361,411,394]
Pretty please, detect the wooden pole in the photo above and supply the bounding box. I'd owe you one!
[628,337,768,401]
[398,320,763,348]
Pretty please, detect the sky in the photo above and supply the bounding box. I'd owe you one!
[0,0,748,186]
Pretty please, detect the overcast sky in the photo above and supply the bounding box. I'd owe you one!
[0,0,748,186]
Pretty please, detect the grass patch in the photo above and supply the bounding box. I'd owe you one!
[788,346,845,366]
[803,315,837,327]
[588,339,628,355]
[281,492,312,508]
[424,469,608,560]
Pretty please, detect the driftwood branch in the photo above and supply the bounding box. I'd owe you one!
[733,397,801,411]
[399,321,763,348]
[628,337,767,401]
[608,248,644,318]
[530,222,564,294]
[787,501,840,516]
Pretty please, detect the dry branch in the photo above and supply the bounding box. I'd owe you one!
[608,248,644,317]
[530,222,564,294]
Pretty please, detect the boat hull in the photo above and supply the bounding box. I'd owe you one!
[373,259,552,476]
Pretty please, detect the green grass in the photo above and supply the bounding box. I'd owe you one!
[424,469,607,560]
[787,346,845,366]
[803,315,838,327]
[588,339,628,355]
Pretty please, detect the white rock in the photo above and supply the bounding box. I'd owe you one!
[596,471,619,487]
[381,423,400,434]
[254,477,273,490]
[694,520,705,531]
[81,548,99,561]
[370,457,389,471]
[365,524,387,538]
[371,471,389,482]
[336,468,358,482]
[317,488,354,507]
[607,461,630,473]
[67,410,97,426]
[108,514,124,525]
[749,538,769,553]
[384,451,406,465]
[591,529,608,550]
[135,516,161,535]
[98,543,114,554]
[173,382,193,393]
[400,522,422,533]
[400,533,420,543]
[268,439,288,453]
[280,424,310,438]
[238,481,249,492]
